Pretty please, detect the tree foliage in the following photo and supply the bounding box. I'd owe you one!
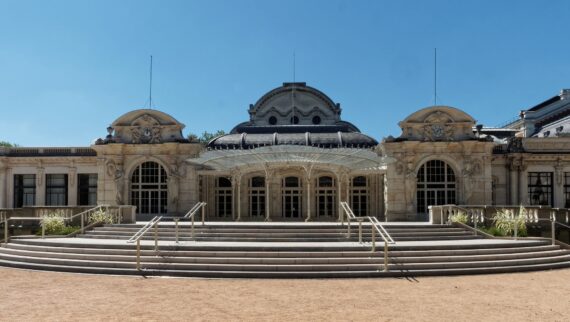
[188,130,226,144]
[0,141,19,148]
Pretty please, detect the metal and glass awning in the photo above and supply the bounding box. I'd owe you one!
[186,146,393,172]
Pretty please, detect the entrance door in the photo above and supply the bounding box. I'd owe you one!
[316,176,336,217]
[416,160,456,214]
[282,176,302,218]
[131,161,168,215]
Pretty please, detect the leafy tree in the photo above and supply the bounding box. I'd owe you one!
[188,130,226,144]
[0,141,19,147]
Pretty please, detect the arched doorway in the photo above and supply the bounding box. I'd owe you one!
[416,160,456,214]
[282,176,302,218]
[131,161,168,214]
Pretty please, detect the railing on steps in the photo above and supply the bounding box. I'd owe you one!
[339,201,394,271]
[126,201,207,270]
[431,204,570,249]
[183,202,207,240]
[126,216,163,270]
[2,205,125,244]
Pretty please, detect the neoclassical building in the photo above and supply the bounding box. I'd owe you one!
[1,83,569,221]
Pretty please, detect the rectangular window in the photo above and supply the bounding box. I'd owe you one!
[46,174,68,206]
[528,172,553,206]
[13,174,36,207]
[78,174,97,206]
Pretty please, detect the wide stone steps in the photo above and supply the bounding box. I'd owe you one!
[1,222,570,278]
[78,224,479,242]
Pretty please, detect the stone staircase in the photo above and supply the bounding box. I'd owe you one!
[0,222,570,278]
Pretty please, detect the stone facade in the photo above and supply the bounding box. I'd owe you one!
[1,84,570,221]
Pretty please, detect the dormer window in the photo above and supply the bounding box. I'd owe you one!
[312,115,321,125]
[268,116,277,125]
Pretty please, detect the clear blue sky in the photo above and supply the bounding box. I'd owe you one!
[1,0,569,147]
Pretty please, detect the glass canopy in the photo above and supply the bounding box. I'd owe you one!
[186,146,393,172]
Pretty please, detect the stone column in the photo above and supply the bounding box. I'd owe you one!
[0,160,6,208]
[36,166,45,206]
[68,166,77,206]
[554,163,565,208]
[509,163,518,205]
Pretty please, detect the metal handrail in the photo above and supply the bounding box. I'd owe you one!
[127,216,162,243]
[128,202,207,270]
[184,202,206,219]
[183,202,207,240]
[340,201,394,272]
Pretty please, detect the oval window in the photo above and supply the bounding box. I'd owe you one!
[312,116,321,125]
[268,116,277,125]
[290,116,299,124]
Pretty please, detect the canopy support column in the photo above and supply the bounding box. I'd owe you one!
[232,172,242,221]
[264,168,273,222]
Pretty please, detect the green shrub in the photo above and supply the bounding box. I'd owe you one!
[492,206,528,237]
[88,208,115,224]
[40,211,81,235]
[41,211,66,235]
[449,211,469,224]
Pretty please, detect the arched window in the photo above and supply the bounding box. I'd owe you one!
[131,161,168,214]
[249,176,265,217]
[316,176,336,217]
[350,176,368,216]
[416,160,456,214]
[216,177,232,218]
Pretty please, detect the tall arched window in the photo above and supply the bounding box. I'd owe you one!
[416,160,456,214]
[131,161,168,214]
[215,177,233,218]
[316,176,336,217]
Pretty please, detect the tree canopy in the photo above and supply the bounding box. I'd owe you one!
[0,141,19,148]
[188,130,226,144]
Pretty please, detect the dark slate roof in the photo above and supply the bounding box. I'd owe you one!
[527,95,561,112]
[0,147,97,157]
[208,132,378,149]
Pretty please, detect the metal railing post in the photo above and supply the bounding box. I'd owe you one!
[474,213,478,235]
[383,241,389,272]
[5,219,9,244]
[154,222,158,252]
[358,221,362,243]
[175,218,179,244]
[191,214,195,239]
[41,220,45,239]
[371,225,376,252]
[514,216,518,240]
[550,216,556,245]
[136,239,141,270]
[347,218,351,238]
[201,204,205,225]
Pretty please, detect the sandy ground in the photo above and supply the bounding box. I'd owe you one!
[0,268,569,321]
